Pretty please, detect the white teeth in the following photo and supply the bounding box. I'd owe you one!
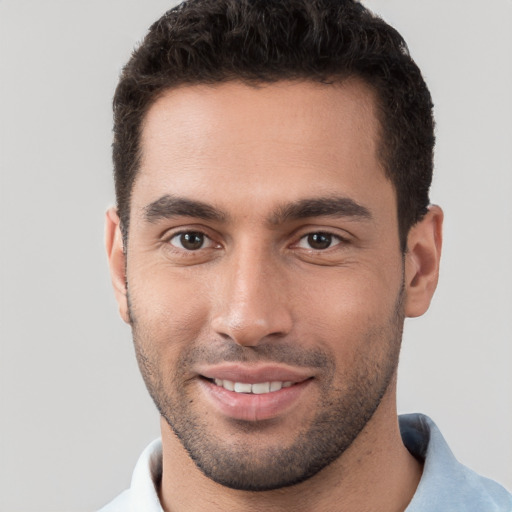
[212,379,295,394]
[234,382,252,393]
[223,379,234,391]
[252,382,271,394]
[270,381,283,392]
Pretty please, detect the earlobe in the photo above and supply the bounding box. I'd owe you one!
[404,205,443,318]
[105,207,130,324]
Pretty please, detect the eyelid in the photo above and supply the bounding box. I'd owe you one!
[162,226,221,250]
[169,231,215,250]
[295,232,346,250]
[292,224,352,242]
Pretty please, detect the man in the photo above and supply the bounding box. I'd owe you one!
[101,0,512,510]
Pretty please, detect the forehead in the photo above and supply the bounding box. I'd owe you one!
[140,79,380,166]
[134,79,393,220]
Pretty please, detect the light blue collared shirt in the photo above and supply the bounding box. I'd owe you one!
[401,414,512,511]
[99,414,512,511]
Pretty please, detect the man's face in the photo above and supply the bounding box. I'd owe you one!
[114,80,410,490]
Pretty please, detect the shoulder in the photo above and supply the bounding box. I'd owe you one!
[401,414,512,512]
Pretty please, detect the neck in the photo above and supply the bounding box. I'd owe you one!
[158,380,422,512]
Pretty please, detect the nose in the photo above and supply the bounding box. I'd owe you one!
[211,244,293,346]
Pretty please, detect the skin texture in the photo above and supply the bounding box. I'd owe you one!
[106,80,443,512]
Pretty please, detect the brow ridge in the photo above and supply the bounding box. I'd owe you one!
[269,196,372,225]
[143,194,372,225]
[144,195,227,223]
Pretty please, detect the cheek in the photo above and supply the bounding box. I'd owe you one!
[296,267,401,352]
[127,263,211,350]
[299,266,392,316]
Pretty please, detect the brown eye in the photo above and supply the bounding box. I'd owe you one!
[307,233,332,250]
[297,232,342,250]
[169,231,210,251]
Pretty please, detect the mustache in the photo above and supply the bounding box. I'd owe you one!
[178,341,332,370]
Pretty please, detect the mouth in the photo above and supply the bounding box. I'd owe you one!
[204,377,299,394]
[197,369,314,422]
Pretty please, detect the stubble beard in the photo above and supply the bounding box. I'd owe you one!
[128,285,405,492]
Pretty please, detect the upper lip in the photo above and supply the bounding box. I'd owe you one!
[197,364,313,384]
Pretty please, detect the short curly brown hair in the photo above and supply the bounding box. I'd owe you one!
[113,0,434,251]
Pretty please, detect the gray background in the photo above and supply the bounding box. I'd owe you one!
[0,1,511,510]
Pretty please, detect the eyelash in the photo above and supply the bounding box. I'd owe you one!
[166,231,217,251]
[295,232,347,251]
[164,229,349,253]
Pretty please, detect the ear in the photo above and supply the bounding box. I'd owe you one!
[105,207,130,324]
[404,205,443,318]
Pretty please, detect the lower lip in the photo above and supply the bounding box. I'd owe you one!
[199,379,312,422]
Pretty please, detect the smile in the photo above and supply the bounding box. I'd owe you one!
[200,376,313,422]
[211,379,294,394]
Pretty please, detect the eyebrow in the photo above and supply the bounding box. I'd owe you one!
[142,194,372,225]
[144,195,227,223]
[269,196,372,224]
